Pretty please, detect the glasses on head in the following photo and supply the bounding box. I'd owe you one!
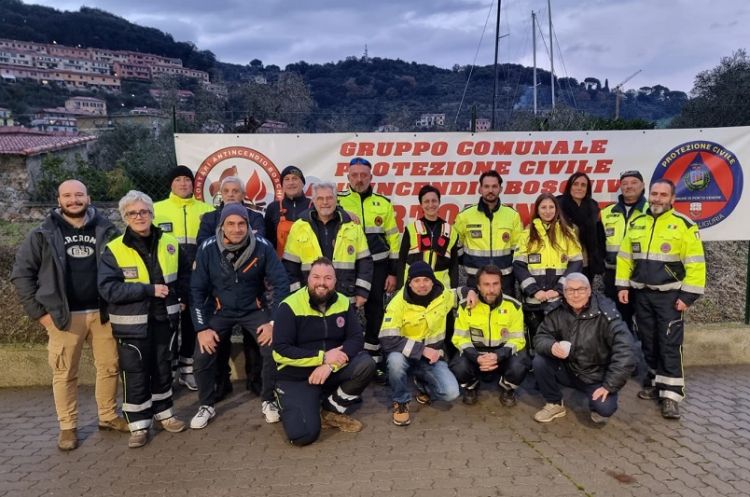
[125,209,152,219]
[349,157,372,167]
[564,287,589,296]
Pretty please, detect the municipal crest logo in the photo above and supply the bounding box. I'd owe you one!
[336,316,345,328]
[166,244,176,254]
[653,141,743,229]
[193,146,282,213]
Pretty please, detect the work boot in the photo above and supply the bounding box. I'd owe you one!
[128,429,149,448]
[533,402,567,423]
[661,399,681,419]
[392,402,411,426]
[499,387,517,407]
[462,388,478,405]
[321,410,363,433]
[638,386,658,400]
[57,429,78,451]
[98,416,129,432]
[154,416,186,433]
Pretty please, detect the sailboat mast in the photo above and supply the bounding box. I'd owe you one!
[491,0,502,130]
[548,0,555,109]
[532,11,537,115]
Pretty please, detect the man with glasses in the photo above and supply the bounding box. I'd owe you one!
[338,157,400,380]
[12,179,127,450]
[532,273,634,425]
[616,179,706,419]
[154,165,214,391]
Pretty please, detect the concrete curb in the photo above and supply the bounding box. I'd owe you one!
[1,324,748,388]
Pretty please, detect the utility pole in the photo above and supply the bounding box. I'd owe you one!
[491,0,502,130]
[532,11,537,115]
[548,0,555,110]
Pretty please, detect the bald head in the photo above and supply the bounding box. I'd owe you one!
[58,180,90,219]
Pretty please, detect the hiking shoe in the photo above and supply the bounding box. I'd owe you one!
[178,372,198,391]
[262,400,281,424]
[98,416,129,432]
[638,386,658,400]
[392,402,411,426]
[661,399,681,420]
[154,416,186,433]
[190,405,216,429]
[499,387,517,407]
[321,410,363,433]
[128,429,149,448]
[533,402,567,423]
[590,412,609,425]
[462,388,478,405]
[57,429,78,451]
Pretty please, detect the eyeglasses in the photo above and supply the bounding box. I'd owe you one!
[349,157,372,167]
[564,287,589,296]
[125,209,152,219]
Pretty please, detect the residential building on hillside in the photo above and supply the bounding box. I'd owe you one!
[0,108,13,126]
[416,113,445,128]
[31,108,78,133]
[65,96,107,116]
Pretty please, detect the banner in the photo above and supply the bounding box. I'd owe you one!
[174,127,750,241]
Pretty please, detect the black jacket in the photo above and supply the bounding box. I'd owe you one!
[263,193,311,249]
[196,204,265,245]
[11,207,119,330]
[534,293,635,392]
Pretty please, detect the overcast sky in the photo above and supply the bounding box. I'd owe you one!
[26,0,750,92]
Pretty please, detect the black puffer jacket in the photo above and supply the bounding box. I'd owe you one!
[534,293,634,392]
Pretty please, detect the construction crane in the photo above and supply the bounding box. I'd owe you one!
[613,69,642,120]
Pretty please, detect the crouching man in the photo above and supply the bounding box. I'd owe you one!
[533,272,634,425]
[273,257,376,446]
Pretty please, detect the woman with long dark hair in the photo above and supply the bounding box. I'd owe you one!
[513,193,583,343]
[557,172,606,280]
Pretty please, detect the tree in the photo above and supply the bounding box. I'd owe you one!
[671,49,750,128]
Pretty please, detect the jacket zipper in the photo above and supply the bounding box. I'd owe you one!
[182,205,188,244]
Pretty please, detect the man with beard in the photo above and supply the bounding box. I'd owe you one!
[12,180,128,450]
[273,258,376,446]
[380,262,461,426]
[450,265,529,407]
[338,157,399,378]
[617,179,705,420]
[283,182,372,306]
[154,165,214,391]
[454,170,523,295]
[189,204,289,428]
[264,165,311,257]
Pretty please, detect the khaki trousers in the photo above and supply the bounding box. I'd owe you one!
[46,312,119,430]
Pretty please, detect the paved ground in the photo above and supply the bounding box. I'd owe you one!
[1,365,750,497]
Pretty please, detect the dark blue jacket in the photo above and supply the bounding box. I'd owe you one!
[196,204,265,246]
[190,233,289,331]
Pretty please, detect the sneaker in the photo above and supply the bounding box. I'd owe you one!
[178,373,198,391]
[57,429,78,451]
[374,368,388,385]
[98,416,129,432]
[190,405,216,429]
[499,387,517,407]
[638,386,658,400]
[154,416,186,433]
[661,399,681,419]
[262,400,281,424]
[321,410,363,433]
[392,402,411,426]
[462,388,478,405]
[590,412,609,425]
[128,429,149,448]
[533,402,567,423]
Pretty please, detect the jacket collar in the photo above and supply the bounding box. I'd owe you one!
[477,197,501,216]
[612,194,647,216]
[168,192,197,207]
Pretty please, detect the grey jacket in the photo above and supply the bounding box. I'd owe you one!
[11,207,120,331]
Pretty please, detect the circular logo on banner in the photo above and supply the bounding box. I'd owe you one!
[194,146,282,211]
[166,244,176,254]
[336,316,345,328]
[653,141,743,229]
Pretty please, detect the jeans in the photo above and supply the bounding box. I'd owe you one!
[386,352,459,404]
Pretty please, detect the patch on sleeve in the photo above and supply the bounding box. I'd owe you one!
[122,267,139,279]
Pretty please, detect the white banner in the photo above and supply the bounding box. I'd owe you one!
[174,127,750,241]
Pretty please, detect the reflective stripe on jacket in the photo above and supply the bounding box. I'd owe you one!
[600,195,648,269]
[337,188,399,266]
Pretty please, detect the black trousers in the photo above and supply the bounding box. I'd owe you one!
[118,320,175,432]
[364,261,388,365]
[174,307,196,373]
[276,352,375,446]
[449,350,530,390]
[194,310,274,406]
[604,269,647,380]
[633,289,685,402]
[215,326,262,386]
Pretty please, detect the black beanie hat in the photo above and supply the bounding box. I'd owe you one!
[407,261,435,282]
[281,165,305,185]
[168,165,194,185]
